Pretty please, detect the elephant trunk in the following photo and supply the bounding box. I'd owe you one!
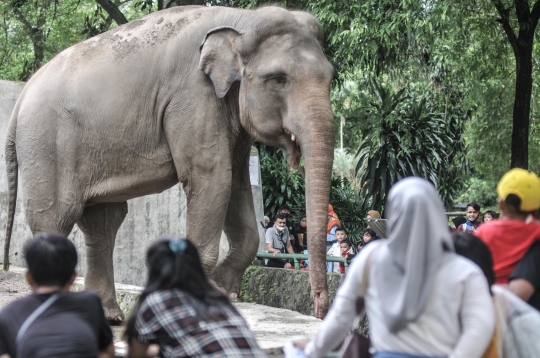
[297,101,334,319]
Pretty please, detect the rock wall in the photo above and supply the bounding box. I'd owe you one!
[240,266,369,333]
[240,266,344,316]
[0,80,265,286]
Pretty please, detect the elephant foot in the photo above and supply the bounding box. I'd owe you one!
[103,302,125,325]
[211,263,244,299]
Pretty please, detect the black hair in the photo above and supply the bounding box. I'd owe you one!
[275,213,288,221]
[279,204,291,211]
[340,240,351,248]
[466,202,481,212]
[503,193,534,214]
[484,210,499,219]
[452,215,467,228]
[363,229,376,237]
[452,232,495,293]
[23,233,77,287]
[125,238,231,341]
[335,227,347,234]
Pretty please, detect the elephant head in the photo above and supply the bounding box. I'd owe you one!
[199,7,335,317]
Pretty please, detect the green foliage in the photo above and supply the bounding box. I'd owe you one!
[457,177,498,209]
[354,77,468,212]
[329,177,364,247]
[257,144,306,217]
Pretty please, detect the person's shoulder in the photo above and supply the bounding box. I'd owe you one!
[444,253,485,279]
[66,291,105,311]
[475,219,507,236]
[144,289,187,308]
[0,295,36,319]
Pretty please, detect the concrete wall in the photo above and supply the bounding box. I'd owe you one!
[0,80,265,286]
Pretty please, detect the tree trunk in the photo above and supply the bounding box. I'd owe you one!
[511,36,534,169]
[94,0,128,25]
[493,0,540,170]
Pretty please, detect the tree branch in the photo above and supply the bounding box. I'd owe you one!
[531,0,540,28]
[94,0,128,26]
[493,0,519,55]
[11,7,34,36]
[514,0,531,24]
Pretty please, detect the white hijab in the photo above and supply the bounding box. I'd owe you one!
[374,177,454,333]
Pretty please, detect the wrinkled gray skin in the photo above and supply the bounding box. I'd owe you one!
[4,6,335,319]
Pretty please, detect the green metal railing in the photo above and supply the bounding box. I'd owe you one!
[256,252,350,272]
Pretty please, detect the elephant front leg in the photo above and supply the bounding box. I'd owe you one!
[212,165,259,299]
[77,202,128,322]
[184,171,232,276]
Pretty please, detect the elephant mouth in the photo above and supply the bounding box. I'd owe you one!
[283,128,302,171]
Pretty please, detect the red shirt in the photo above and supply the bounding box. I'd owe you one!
[475,219,540,284]
[339,251,348,274]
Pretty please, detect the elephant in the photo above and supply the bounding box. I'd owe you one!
[3,5,335,319]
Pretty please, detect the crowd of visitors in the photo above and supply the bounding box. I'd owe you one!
[288,168,540,357]
[2,166,540,358]
[263,202,384,272]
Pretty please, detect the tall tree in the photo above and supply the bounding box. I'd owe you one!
[491,0,540,169]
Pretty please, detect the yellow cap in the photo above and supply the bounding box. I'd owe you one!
[497,168,540,212]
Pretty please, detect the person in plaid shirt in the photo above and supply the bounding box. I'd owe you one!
[124,238,266,358]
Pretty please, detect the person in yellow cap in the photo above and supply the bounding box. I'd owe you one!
[475,168,540,286]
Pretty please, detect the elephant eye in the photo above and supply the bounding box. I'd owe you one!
[265,74,288,89]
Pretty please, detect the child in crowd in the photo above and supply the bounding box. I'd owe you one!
[338,240,353,274]
[327,227,348,273]
[475,168,540,284]
[457,202,482,233]
[362,229,377,246]
[452,215,466,231]
[483,210,499,222]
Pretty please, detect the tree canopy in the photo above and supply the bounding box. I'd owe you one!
[1,0,538,218]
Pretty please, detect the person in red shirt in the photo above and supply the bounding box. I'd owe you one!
[338,240,352,274]
[475,168,540,284]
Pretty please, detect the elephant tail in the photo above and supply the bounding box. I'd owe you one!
[3,111,18,271]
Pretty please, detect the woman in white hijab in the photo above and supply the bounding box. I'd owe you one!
[303,177,495,358]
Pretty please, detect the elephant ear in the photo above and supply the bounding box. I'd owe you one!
[199,26,243,99]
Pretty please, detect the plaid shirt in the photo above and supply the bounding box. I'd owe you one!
[135,289,266,358]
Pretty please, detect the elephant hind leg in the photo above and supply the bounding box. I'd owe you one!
[212,181,259,299]
[77,202,128,322]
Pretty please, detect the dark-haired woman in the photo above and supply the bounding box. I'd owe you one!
[125,238,265,358]
[297,214,308,250]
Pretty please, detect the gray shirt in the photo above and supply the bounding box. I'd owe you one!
[265,226,290,253]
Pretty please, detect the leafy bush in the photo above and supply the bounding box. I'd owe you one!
[329,177,365,248]
[258,144,306,218]
[457,177,498,209]
[352,77,468,212]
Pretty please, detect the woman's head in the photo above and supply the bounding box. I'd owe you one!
[363,229,376,244]
[144,238,213,297]
[125,237,228,340]
[452,215,466,229]
[366,210,381,219]
[374,177,453,333]
[299,214,307,228]
[452,231,495,291]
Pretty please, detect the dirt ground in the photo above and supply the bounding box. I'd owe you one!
[0,269,31,309]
